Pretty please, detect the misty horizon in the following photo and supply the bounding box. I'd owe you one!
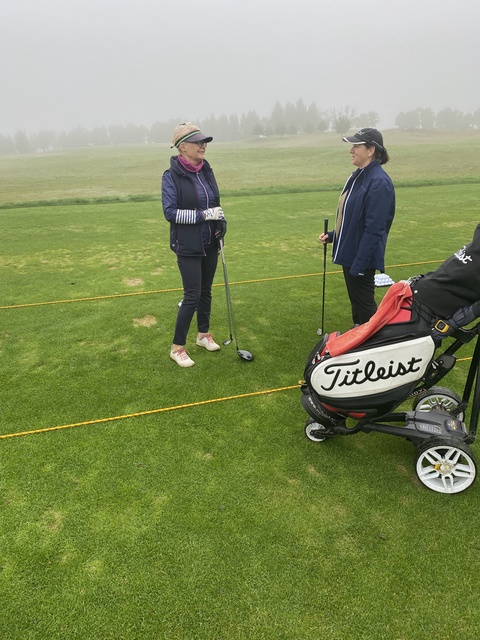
[3,101,480,140]
[2,0,479,137]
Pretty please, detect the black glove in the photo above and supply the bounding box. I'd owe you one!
[214,219,227,239]
[432,317,460,342]
[431,301,480,341]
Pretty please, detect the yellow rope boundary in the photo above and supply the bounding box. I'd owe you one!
[1,354,474,440]
[0,257,472,440]
[0,385,299,440]
[1,355,475,440]
[0,260,443,310]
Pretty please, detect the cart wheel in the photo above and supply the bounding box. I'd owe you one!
[412,386,464,420]
[415,437,477,494]
[305,418,329,443]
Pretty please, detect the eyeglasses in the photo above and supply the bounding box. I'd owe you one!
[194,141,208,148]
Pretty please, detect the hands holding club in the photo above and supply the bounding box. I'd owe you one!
[203,207,227,239]
[214,219,227,239]
[319,232,330,245]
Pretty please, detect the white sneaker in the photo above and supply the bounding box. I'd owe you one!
[196,333,221,352]
[170,348,195,367]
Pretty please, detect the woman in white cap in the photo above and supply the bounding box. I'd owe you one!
[162,122,227,367]
[319,127,395,326]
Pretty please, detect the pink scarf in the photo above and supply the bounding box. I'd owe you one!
[178,155,204,173]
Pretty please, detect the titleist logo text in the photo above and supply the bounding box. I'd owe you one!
[320,356,423,391]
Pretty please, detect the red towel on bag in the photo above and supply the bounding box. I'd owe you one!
[327,281,413,357]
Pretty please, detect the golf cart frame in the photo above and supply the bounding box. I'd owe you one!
[301,323,480,494]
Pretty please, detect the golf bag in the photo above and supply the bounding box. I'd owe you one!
[302,295,440,425]
[301,283,480,494]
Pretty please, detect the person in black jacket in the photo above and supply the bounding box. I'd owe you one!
[411,223,480,341]
[319,128,395,326]
[162,122,227,368]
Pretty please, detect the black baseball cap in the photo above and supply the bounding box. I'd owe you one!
[342,128,384,151]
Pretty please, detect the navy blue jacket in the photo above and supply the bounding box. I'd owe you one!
[162,156,221,256]
[330,160,395,276]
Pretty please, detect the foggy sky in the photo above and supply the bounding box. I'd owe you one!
[1,0,479,135]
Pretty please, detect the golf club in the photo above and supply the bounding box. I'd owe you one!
[219,239,253,361]
[317,217,329,336]
[220,242,234,346]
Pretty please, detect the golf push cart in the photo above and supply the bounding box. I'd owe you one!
[301,294,480,494]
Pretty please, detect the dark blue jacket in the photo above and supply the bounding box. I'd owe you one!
[330,160,395,276]
[162,156,221,256]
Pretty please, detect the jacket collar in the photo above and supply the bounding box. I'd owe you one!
[170,155,211,177]
[353,158,380,177]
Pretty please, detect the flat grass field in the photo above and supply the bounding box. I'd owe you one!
[1,130,480,639]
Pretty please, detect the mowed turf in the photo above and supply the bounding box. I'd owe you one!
[1,128,480,205]
[1,133,480,639]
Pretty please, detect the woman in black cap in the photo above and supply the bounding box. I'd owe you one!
[319,128,396,326]
[162,122,227,367]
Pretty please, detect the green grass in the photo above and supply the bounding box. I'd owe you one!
[1,132,480,639]
[2,129,480,207]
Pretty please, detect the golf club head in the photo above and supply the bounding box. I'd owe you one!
[316,327,323,335]
[222,337,233,346]
[178,300,183,308]
[237,349,253,361]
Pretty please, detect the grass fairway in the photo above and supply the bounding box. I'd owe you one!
[1,132,480,639]
[2,129,480,206]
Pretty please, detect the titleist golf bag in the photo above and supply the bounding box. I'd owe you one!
[301,283,480,494]
[301,295,442,427]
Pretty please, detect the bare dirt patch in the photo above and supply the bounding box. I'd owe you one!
[133,315,157,328]
[123,277,144,286]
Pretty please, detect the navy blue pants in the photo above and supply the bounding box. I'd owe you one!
[173,247,219,346]
[342,266,377,325]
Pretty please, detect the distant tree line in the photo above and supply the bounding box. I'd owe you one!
[1,100,479,154]
[394,107,480,130]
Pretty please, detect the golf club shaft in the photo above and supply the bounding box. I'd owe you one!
[219,240,253,361]
[220,239,238,347]
[220,240,234,342]
[321,217,328,331]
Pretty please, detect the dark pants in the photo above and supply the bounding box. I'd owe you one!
[342,266,377,325]
[173,247,219,346]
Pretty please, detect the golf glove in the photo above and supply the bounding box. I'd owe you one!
[214,220,227,239]
[431,301,480,341]
[203,207,225,221]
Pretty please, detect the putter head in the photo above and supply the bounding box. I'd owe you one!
[237,349,253,361]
